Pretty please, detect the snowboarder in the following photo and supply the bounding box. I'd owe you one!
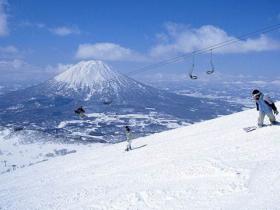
[124,126,132,151]
[74,106,86,118]
[252,89,278,127]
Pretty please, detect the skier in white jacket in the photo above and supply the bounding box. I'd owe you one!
[124,126,132,151]
[252,89,278,127]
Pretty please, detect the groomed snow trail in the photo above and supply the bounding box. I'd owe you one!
[1,103,280,210]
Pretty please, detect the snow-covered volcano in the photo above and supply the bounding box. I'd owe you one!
[54,60,119,89]
[45,60,155,102]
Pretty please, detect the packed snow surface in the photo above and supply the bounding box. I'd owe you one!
[1,103,280,210]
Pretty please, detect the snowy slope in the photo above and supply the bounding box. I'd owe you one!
[1,104,280,210]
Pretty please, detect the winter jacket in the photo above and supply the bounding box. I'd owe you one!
[256,94,277,114]
[75,107,85,114]
[125,130,132,141]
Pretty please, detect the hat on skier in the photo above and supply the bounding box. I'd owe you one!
[125,126,130,132]
[252,89,261,99]
[252,89,261,95]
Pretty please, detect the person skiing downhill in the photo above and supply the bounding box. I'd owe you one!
[124,126,132,151]
[74,106,86,118]
[252,89,279,127]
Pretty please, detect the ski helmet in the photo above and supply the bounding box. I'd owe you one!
[252,89,261,100]
[252,89,261,96]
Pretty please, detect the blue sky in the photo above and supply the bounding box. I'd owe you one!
[0,0,279,84]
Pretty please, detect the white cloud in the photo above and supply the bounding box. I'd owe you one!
[75,42,147,61]
[49,26,80,36]
[0,59,67,75]
[74,23,280,62]
[19,21,46,29]
[0,45,21,59]
[0,59,74,83]
[149,23,280,58]
[45,63,73,74]
[249,80,267,85]
[0,45,18,54]
[19,21,81,36]
[0,59,33,71]
[271,80,280,85]
[0,59,54,83]
[0,0,8,36]
[55,63,73,73]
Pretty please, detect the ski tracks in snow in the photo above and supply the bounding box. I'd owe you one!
[84,159,250,210]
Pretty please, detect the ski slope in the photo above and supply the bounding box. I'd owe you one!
[1,103,280,210]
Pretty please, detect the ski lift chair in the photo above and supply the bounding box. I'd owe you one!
[206,49,215,75]
[189,53,198,80]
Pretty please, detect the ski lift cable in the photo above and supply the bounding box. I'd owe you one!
[127,23,280,76]
[194,23,280,55]
[129,23,280,75]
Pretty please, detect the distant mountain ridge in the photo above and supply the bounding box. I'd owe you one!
[0,60,243,141]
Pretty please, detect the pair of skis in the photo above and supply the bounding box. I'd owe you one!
[243,126,259,132]
[243,122,279,132]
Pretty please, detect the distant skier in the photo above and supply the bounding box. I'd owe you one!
[74,106,86,118]
[124,126,132,151]
[252,89,278,127]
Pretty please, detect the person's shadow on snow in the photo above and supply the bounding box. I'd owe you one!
[132,144,147,150]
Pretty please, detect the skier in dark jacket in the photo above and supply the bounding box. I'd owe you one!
[252,89,278,127]
[74,106,86,118]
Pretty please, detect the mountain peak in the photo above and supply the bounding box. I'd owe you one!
[49,60,150,100]
[54,60,119,90]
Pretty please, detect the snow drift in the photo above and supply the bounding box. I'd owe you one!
[0,103,279,209]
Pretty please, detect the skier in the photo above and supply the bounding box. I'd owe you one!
[124,126,132,151]
[74,106,86,118]
[252,89,279,127]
